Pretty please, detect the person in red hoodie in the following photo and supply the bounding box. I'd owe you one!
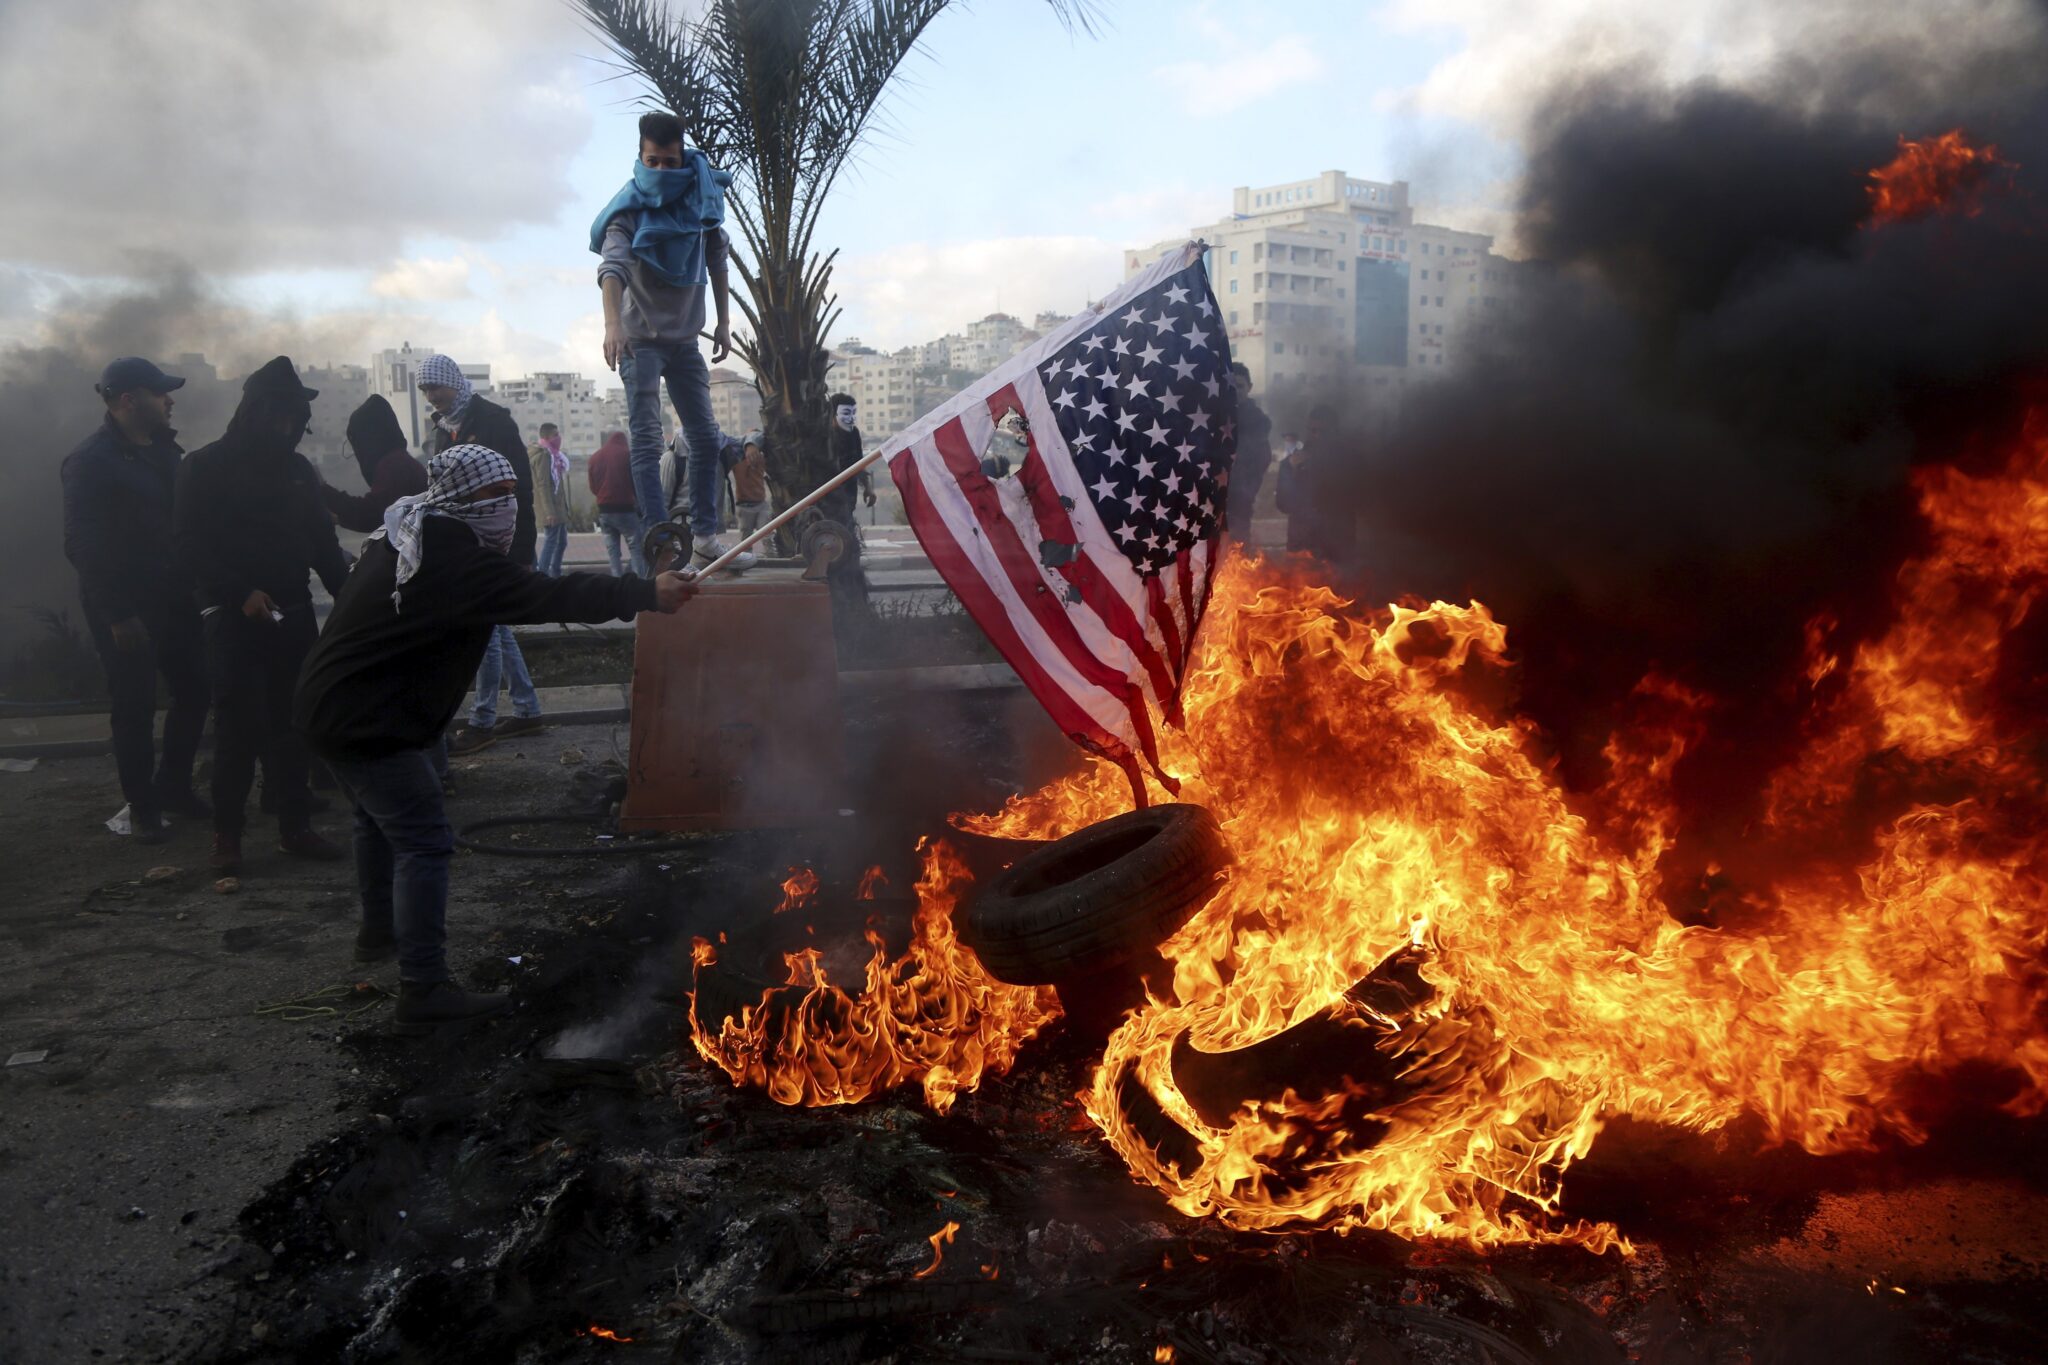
[322,395,428,532]
[585,429,644,575]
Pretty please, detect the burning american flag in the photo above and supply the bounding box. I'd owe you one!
[885,242,1235,801]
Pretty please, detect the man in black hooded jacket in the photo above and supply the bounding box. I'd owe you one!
[174,356,350,873]
[295,443,695,1029]
[322,394,427,532]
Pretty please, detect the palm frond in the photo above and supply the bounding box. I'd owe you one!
[576,0,1107,496]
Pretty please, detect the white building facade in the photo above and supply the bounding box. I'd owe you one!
[1126,170,1513,415]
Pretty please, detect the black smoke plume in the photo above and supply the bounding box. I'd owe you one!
[1331,73,2048,853]
[0,265,380,689]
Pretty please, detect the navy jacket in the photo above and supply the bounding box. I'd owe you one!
[61,418,187,622]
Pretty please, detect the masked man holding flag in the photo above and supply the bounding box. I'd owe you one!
[593,109,754,572]
[294,445,696,1031]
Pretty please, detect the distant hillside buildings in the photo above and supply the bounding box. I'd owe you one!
[180,168,1502,489]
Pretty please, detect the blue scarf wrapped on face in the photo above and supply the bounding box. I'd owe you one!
[588,152,732,288]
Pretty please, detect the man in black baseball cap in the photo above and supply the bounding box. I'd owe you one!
[61,357,210,845]
[174,355,350,873]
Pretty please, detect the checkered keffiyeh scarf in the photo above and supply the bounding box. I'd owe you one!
[417,352,474,434]
[372,444,518,610]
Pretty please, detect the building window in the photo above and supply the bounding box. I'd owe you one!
[1435,296,1444,307]
[1229,249,1238,264]
[1274,342,1286,355]
[1229,310,1238,325]
[1229,279,1238,294]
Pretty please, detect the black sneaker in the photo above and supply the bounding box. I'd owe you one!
[354,927,398,963]
[131,810,169,846]
[394,980,510,1034]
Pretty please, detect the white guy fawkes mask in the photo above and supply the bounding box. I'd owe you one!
[834,403,858,432]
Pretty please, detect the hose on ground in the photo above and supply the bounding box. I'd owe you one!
[454,812,703,858]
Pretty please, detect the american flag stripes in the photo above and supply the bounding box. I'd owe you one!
[884,242,1235,802]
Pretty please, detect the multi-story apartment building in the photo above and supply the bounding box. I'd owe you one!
[490,371,614,456]
[1126,170,1513,412]
[827,341,924,439]
[707,367,764,439]
[367,344,489,450]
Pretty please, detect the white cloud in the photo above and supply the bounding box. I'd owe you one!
[1153,33,1326,116]
[1379,0,2048,137]
[368,256,475,302]
[831,236,1129,352]
[0,0,592,275]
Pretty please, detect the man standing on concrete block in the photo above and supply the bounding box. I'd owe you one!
[593,109,754,573]
[415,353,546,754]
[174,356,350,872]
[60,357,211,844]
[295,444,696,1030]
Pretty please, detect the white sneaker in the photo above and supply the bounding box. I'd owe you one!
[692,534,757,572]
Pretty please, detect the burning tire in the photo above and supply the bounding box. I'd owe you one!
[1108,949,1486,1205]
[959,804,1230,987]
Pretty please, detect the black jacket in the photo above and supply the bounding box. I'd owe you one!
[173,431,349,613]
[294,518,655,759]
[430,396,536,567]
[60,418,187,622]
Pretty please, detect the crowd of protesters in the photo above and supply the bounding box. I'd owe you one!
[50,106,1308,1033]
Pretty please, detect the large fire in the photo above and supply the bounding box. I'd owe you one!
[688,137,2045,1252]
[961,393,2048,1249]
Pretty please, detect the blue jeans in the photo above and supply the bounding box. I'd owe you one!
[326,747,453,983]
[596,509,647,576]
[538,522,568,577]
[472,625,540,729]
[620,339,722,537]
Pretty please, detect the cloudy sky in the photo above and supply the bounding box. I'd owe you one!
[0,0,2036,383]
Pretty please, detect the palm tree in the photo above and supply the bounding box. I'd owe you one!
[579,0,1100,535]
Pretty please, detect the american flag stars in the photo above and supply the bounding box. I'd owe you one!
[1038,263,1235,578]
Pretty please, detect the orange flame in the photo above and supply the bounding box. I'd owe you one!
[690,840,1061,1111]
[690,395,2048,1248]
[858,864,891,900]
[1867,130,2010,225]
[913,1220,959,1279]
[773,866,821,915]
[584,1324,634,1342]
[949,392,2048,1250]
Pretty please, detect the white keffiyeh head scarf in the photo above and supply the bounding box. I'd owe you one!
[416,352,475,433]
[372,444,518,610]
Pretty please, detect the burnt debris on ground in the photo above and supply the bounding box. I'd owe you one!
[200,697,2048,1364]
